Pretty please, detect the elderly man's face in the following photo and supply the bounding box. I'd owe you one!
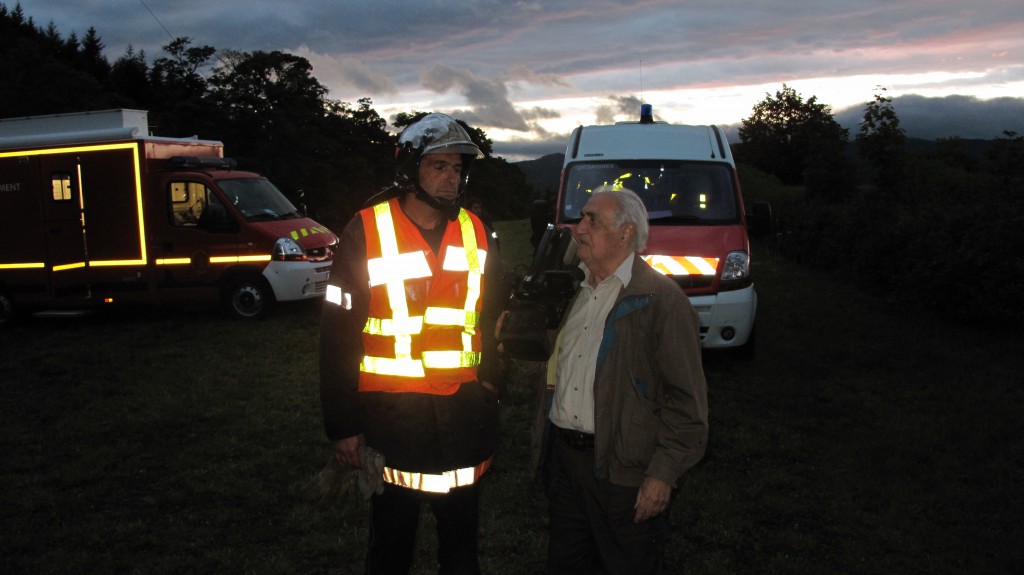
[575,193,632,275]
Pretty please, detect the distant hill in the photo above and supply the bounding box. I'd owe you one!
[515,153,564,199]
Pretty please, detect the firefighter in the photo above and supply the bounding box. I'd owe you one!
[320,113,506,575]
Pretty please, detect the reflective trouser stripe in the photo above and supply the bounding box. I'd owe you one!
[382,457,493,493]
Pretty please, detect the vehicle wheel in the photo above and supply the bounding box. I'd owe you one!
[222,276,275,320]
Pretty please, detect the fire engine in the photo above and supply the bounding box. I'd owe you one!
[0,109,338,324]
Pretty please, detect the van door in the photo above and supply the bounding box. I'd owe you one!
[153,177,239,295]
[41,155,89,299]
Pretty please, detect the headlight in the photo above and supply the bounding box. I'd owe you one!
[273,237,307,261]
[721,251,750,282]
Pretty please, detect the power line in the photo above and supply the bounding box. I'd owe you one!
[140,0,174,41]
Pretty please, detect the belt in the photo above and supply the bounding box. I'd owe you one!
[554,425,595,450]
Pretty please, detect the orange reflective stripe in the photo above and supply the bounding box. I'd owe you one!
[641,254,718,276]
[381,457,493,493]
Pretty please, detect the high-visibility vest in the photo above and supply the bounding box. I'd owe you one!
[357,197,489,395]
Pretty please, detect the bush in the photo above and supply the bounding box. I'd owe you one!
[744,153,1024,329]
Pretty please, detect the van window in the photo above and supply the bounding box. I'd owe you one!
[51,173,73,201]
[169,181,209,227]
[168,181,236,232]
[561,161,739,224]
[218,177,300,222]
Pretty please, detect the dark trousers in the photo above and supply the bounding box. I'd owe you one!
[547,432,670,575]
[365,482,481,575]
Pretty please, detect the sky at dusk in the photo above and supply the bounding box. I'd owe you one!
[19,0,1024,159]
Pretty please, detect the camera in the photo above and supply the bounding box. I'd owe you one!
[498,224,582,361]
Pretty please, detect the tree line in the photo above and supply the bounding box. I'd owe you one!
[737,84,1024,327]
[0,3,534,232]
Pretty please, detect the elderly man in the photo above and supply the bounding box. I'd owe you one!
[538,188,708,575]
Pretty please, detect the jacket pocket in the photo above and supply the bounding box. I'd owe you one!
[613,387,658,469]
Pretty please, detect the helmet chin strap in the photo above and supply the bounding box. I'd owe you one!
[414,185,462,220]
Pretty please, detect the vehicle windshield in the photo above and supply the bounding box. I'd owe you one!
[218,178,302,222]
[561,161,739,224]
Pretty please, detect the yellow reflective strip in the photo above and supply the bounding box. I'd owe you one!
[0,262,46,269]
[155,258,191,265]
[374,203,399,258]
[421,350,480,369]
[364,317,383,334]
[456,210,484,353]
[372,202,418,366]
[52,262,86,272]
[208,255,272,264]
[459,209,481,273]
[367,252,431,286]
[87,259,147,267]
[382,458,492,494]
[370,316,424,336]
[360,355,425,377]
[424,307,479,327]
[441,246,488,272]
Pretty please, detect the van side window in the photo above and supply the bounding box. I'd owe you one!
[51,173,73,201]
[169,181,209,227]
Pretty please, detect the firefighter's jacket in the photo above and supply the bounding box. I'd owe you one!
[320,196,506,479]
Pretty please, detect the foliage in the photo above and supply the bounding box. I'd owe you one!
[0,5,534,232]
[856,88,907,191]
[762,141,1024,327]
[732,81,1023,328]
[737,84,853,201]
[985,130,1024,182]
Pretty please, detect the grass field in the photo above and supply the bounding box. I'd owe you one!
[2,219,1022,574]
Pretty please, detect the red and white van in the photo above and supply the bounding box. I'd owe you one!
[556,105,770,355]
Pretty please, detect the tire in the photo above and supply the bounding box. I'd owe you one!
[221,275,275,320]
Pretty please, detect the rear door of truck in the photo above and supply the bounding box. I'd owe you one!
[40,154,90,299]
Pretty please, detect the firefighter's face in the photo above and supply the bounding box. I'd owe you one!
[418,153,463,201]
[575,193,633,277]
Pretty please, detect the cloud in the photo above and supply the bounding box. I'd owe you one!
[293,48,397,97]
[594,95,643,124]
[506,65,571,89]
[833,94,1024,140]
[421,64,530,131]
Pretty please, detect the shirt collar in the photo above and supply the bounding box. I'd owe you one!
[580,252,635,289]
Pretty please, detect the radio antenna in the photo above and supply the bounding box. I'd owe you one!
[640,58,644,103]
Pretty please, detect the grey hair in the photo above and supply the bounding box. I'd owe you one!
[591,186,649,252]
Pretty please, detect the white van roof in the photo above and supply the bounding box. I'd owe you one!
[563,123,734,166]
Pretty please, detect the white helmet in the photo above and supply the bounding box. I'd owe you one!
[395,113,483,211]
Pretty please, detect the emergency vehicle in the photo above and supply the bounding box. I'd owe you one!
[556,105,771,355]
[0,109,338,324]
